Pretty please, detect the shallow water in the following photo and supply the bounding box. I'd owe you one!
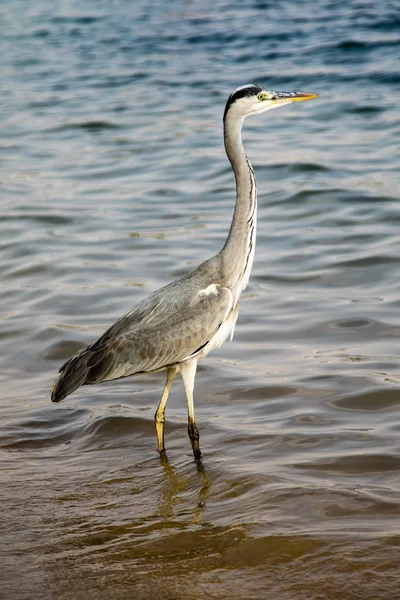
[1,1,400,598]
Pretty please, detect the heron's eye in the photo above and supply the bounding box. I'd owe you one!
[257,93,268,101]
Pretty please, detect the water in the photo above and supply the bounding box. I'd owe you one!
[1,0,400,598]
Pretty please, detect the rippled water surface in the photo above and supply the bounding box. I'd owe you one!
[1,1,400,598]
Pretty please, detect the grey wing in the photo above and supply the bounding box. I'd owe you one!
[106,284,234,377]
[52,284,233,401]
[124,285,234,374]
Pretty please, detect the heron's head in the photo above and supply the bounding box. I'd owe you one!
[223,84,318,121]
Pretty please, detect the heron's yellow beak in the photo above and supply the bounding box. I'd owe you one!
[272,91,319,104]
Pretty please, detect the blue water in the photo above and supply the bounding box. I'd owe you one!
[1,1,399,598]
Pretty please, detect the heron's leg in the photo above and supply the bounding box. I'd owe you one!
[155,365,177,455]
[180,358,201,459]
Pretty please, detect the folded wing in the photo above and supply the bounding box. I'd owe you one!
[51,284,233,402]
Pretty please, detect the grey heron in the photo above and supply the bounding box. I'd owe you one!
[51,84,318,459]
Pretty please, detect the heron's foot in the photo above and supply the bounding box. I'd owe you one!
[191,441,202,460]
[188,420,202,460]
[158,448,169,465]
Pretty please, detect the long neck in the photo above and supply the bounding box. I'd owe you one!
[220,111,257,298]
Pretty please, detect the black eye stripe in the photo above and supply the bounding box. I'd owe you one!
[231,85,262,102]
[223,85,263,120]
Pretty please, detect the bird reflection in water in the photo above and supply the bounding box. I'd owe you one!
[157,452,211,523]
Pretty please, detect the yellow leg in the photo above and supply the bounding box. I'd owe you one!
[155,366,177,455]
[180,358,201,459]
